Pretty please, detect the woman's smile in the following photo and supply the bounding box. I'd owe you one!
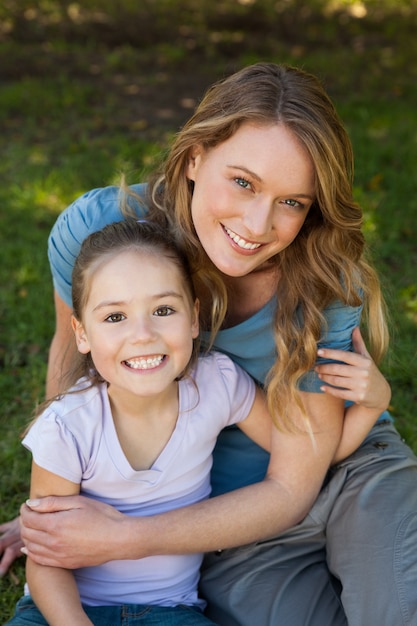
[222,225,262,252]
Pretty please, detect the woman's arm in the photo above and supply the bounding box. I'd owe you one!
[26,462,92,626]
[0,518,23,577]
[20,392,345,568]
[46,292,76,397]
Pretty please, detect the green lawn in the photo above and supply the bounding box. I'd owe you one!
[1,0,417,619]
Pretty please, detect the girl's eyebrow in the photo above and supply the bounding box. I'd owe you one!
[92,292,185,312]
[93,300,126,312]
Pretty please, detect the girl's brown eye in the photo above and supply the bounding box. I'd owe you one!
[154,306,175,317]
[105,313,125,323]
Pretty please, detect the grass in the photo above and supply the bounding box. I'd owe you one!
[1,0,417,619]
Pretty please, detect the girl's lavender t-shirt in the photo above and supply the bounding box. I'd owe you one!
[23,352,255,607]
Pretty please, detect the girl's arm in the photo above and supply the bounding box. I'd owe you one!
[237,385,271,451]
[25,462,93,626]
[316,327,392,463]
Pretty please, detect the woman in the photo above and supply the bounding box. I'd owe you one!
[17,63,417,624]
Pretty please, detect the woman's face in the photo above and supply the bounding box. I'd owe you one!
[186,122,315,277]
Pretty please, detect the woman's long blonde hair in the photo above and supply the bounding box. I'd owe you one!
[126,62,388,430]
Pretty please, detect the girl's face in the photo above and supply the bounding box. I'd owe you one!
[186,122,315,277]
[72,250,199,406]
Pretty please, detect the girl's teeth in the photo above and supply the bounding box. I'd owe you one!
[124,356,164,370]
[224,226,261,250]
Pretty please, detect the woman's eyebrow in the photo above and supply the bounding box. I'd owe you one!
[227,164,315,200]
[227,164,262,182]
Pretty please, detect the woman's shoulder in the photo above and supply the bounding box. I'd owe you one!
[51,183,148,238]
[321,298,362,341]
[48,183,148,306]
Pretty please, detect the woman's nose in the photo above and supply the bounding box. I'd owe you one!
[243,196,273,236]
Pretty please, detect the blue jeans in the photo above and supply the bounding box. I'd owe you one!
[5,596,218,625]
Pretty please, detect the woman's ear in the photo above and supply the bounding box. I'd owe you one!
[71,315,91,354]
[186,145,203,182]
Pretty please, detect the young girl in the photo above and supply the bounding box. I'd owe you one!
[18,63,416,625]
[7,219,273,625]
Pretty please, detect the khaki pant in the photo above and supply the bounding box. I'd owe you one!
[200,422,417,626]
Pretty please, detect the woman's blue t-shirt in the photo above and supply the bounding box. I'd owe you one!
[48,185,391,496]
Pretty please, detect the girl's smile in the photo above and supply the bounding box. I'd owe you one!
[187,122,315,277]
[123,355,165,370]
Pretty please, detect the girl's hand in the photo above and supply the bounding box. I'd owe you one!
[315,327,391,413]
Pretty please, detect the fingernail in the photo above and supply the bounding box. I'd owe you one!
[317,349,324,356]
[26,499,40,508]
[21,547,28,556]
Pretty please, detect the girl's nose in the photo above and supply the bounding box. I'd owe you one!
[131,316,156,342]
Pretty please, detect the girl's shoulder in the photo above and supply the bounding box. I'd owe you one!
[22,382,110,482]
[42,379,106,425]
[193,351,254,392]
[23,381,109,454]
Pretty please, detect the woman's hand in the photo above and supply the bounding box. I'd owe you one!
[0,516,24,576]
[20,496,133,568]
[315,326,391,413]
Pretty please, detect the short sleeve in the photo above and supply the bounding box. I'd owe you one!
[298,299,362,393]
[48,183,148,306]
[22,384,107,483]
[23,409,86,483]
[211,352,257,426]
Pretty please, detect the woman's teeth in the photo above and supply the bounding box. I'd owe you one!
[124,356,164,370]
[224,226,261,250]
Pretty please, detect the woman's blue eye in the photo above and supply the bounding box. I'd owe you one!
[235,177,251,189]
[283,199,302,208]
[105,313,125,323]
